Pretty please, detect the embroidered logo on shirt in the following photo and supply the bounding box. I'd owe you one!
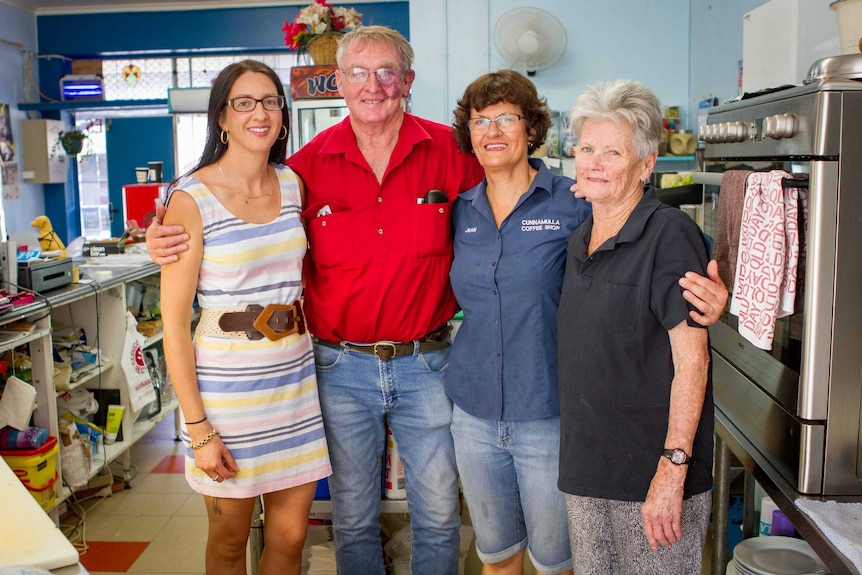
[464,227,478,233]
[521,218,561,231]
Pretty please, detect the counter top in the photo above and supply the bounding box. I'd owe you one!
[0,458,79,570]
[0,254,158,328]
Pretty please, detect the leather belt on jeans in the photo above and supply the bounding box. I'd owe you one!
[196,302,306,341]
[314,324,452,361]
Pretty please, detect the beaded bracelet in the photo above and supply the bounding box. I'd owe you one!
[185,416,207,425]
[190,429,219,450]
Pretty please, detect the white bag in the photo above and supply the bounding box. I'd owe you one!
[121,311,157,414]
[58,418,89,490]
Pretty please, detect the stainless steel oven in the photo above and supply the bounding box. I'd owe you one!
[699,54,862,496]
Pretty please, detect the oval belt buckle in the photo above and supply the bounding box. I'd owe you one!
[373,342,397,361]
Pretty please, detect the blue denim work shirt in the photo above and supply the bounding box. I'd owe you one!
[447,158,592,420]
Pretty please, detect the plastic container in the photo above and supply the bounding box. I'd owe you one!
[0,426,48,450]
[771,509,797,537]
[314,477,330,500]
[0,435,59,489]
[27,471,59,511]
[759,496,779,536]
[831,0,862,55]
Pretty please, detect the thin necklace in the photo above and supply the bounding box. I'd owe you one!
[217,161,275,200]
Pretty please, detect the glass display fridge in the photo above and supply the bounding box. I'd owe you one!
[289,65,349,154]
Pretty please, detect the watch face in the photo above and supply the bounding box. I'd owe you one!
[671,450,686,464]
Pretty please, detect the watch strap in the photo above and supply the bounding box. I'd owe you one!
[662,448,693,465]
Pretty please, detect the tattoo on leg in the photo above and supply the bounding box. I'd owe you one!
[212,498,222,515]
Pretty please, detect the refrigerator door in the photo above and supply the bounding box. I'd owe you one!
[290,98,349,154]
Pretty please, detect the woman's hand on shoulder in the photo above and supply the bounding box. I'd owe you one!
[680,260,728,326]
[570,181,587,200]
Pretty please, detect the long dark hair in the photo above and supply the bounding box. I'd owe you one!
[181,59,289,181]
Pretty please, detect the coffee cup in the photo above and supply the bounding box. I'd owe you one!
[135,167,149,183]
[148,161,163,183]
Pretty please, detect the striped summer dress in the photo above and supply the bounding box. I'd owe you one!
[174,163,330,498]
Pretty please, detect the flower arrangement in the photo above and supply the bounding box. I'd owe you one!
[281,0,363,50]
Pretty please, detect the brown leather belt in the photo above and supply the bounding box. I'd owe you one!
[197,302,306,341]
[314,324,452,361]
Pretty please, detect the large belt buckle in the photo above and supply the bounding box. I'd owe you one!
[373,342,397,361]
[252,303,298,341]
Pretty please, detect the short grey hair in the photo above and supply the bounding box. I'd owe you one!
[336,25,414,73]
[568,79,662,161]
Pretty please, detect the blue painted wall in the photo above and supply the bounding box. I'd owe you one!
[106,117,176,237]
[35,3,408,101]
[37,4,408,54]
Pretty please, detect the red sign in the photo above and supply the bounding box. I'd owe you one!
[290,65,340,99]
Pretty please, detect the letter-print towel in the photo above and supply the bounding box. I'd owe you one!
[729,170,803,350]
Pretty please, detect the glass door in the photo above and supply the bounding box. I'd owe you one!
[290,99,349,154]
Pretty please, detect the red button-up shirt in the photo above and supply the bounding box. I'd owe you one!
[287,113,484,343]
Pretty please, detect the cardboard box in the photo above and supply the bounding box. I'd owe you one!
[83,240,126,257]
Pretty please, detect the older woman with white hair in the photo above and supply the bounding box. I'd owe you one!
[557,79,714,574]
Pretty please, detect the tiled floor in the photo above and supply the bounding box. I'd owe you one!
[60,416,717,575]
[62,416,209,575]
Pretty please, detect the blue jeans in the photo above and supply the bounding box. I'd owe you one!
[313,341,461,575]
[451,406,572,574]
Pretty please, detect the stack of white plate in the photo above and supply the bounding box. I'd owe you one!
[727,536,830,574]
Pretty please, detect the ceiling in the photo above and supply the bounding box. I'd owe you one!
[1,0,368,16]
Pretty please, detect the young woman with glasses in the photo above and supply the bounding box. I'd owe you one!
[159,59,330,575]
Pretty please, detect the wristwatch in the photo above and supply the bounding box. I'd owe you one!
[662,448,693,465]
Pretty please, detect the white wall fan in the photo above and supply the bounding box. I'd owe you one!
[493,7,568,76]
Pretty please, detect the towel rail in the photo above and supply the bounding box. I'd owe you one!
[688,172,724,186]
[684,171,809,189]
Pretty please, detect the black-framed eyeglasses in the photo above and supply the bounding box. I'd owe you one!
[341,67,402,86]
[227,95,285,112]
[467,113,525,134]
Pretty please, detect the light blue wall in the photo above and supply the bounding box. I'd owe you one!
[411,0,842,131]
[0,2,44,238]
[413,0,692,127]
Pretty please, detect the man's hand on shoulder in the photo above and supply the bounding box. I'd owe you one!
[146,203,190,265]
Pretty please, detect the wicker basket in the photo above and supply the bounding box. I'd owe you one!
[306,32,344,65]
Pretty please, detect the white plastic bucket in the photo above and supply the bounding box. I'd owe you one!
[831,0,862,54]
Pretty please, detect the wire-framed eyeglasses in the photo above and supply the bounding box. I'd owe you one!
[341,67,402,86]
[227,95,285,112]
[467,113,525,134]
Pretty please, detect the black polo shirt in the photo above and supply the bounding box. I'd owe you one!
[557,185,714,502]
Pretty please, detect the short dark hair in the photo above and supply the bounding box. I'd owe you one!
[452,69,550,155]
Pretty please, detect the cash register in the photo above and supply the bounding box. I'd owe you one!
[16,250,73,292]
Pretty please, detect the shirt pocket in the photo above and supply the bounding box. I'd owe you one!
[413,201,452,258]
[303,201,352,269]
[597,281,641,333]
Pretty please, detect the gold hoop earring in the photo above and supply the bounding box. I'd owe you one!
[220,130,229,145]
[278,125,288,141]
